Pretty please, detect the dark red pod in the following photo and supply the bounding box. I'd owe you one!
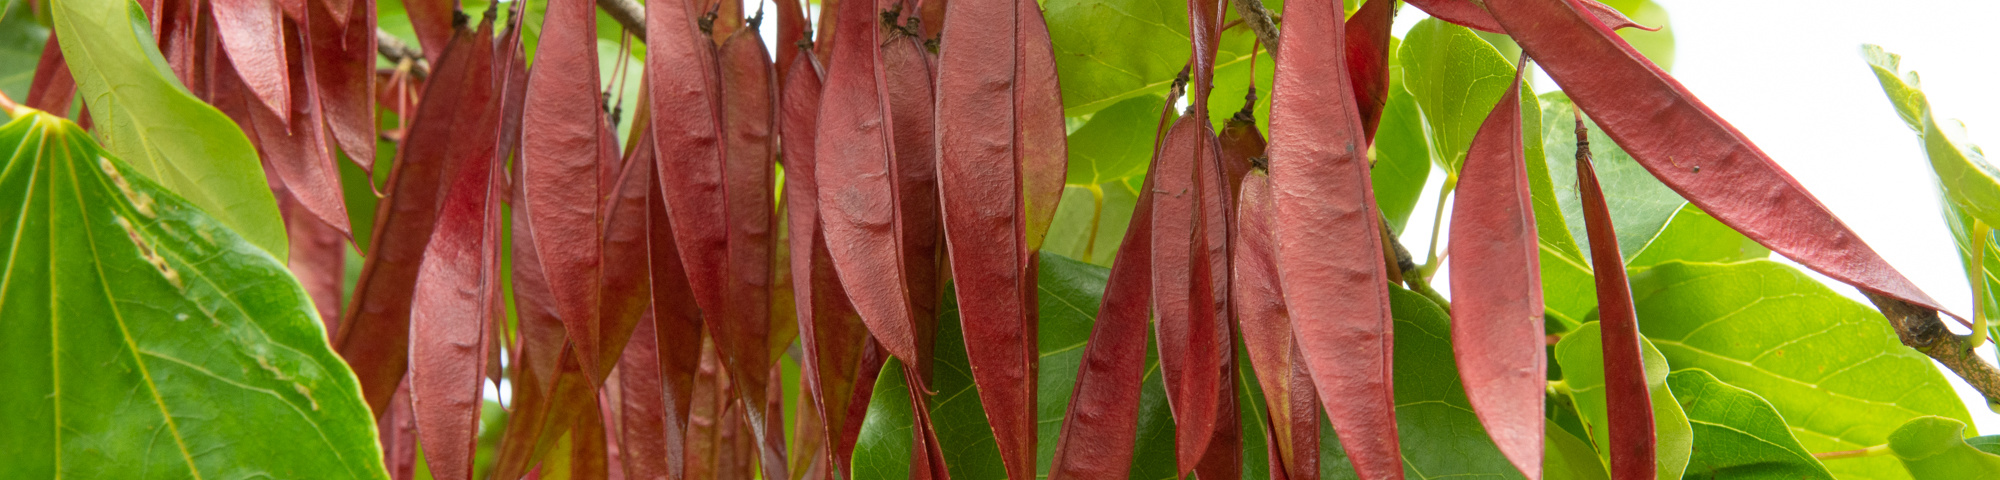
[781,44,875,478]
[1266,0,1403,477]
[335,24,499,415]
[1573,117,1657,480]
[934,0,1069,474]
[1234,170,1320,480]
[815,0,928,371]
[1345,0,1395,141]
[522,0,608,383]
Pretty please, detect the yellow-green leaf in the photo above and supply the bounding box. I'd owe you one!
[49,0,287,257]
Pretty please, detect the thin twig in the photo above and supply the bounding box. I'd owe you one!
[374,30,429,78]
[596,0,648,42]
[1866,292,2000,408]
[1230,0,1280,56]
[374,0,647,72]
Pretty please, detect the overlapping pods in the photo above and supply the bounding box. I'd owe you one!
[934,0,1068,476]
[1266,0,1402,478]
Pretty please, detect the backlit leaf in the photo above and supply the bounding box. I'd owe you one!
[51,0,288,257]
[1629,260,1975,480]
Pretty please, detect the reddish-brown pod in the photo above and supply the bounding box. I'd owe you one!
[1234,171,1319,480]
[882,0,946,381]
[650,0,738,384]
[1345,0,1395,141]
[380,380,419,480]
[407,83,504,480]
[25,34,75,115]
[211,0,291,120]
[1447,64,1544,478]
[523,0,608,383]
[216,15,351,241]
[933,0,1067,474]
[1480,0,1949,316]
[1217,103,1264,194]
[308,0,377,172]
[1047,137,1162,480]
[1403,0,1654,34]
[1574,117,1657,480]
[815,0,925,368]
[1152,117,1225,476]
[402,0,454,62]
[618,311,674,479]
[649,151,709,480]
[1266,0,1403,477]
[781,46,874,478]
[716,25,788,480]
[335,25,500,414]
[776,0,809,80]
[283,191,347,332]
[1194,353,1243,480]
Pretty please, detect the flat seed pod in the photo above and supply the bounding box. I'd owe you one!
[1266,0,1404,477]
[1404,0,1654,34]
[1574,117,1657,480]
[1447,64,1543,478]
[522,0,608,384]
[815,0,926,367]
[934,0,1069,474]
[335,25,500,414]
[1481,0,1950,318]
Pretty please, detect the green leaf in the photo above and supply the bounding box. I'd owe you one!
[869,254,1541,479]
[1045,0,1280,117]
[1067,94,1171,186]
[1666,369,1833,479]
[1628,260,1974,480]
[1374,58,1431,232]
[1545,420,1610,480]
[1043,182,1140,267]
[1863,44,2000,340]
[50,0,287,257]
[1863,45,2000,230]
[0,112,386,479]
[1553,322,1694,480]
[52,0,288,258]
[0,0,47,102]
[853,253,1177,480]
[853,359,917,480]
[1627,204,1768,269]
[1538,92,1685,261]
[1521,89,1594,326]
[1398,18,1516,173]
[1941,200,2000,343]
[1885,416,2000,478]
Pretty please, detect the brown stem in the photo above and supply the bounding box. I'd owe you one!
[595,0,649,42]
[1865,292,2000,407]
[374,30,429,78]
[1229,0,1281,57]
[374,0,647,72]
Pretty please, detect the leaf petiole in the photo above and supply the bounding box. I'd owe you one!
[1811,444,1889,461]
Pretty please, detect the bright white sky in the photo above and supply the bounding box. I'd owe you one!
[742,0,2000,434]
[1656,0,2000,433]
[1391,0,2000,433]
